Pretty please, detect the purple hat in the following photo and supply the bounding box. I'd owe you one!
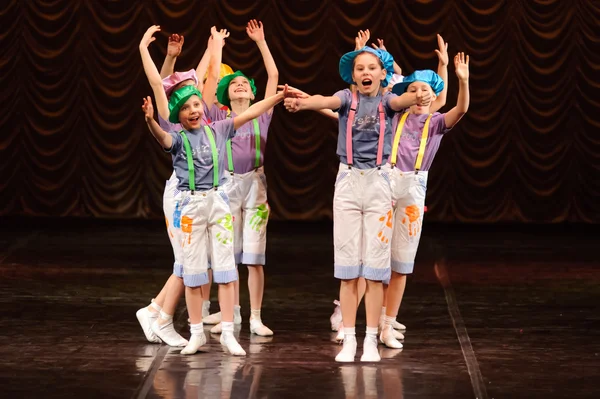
[162,69,199,97]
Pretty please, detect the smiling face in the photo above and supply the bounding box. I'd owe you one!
[228,76,254,103]
[178,94,204,130]
[406,81,437,114]
[352,52,387,96]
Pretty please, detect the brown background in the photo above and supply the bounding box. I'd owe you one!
[1,0,598,222]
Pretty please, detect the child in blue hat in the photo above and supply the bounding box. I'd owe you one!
[379,53,471,349]
[285,43,432,363]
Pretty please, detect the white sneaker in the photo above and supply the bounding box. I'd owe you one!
[392,319,406,331]
[151,320,188,347]
[210,322,222,334]
[335,322,345,342]
[330,300,342,331]
[203,311,222,325]
[136,307,161,344]
[181,333,207,355]
[249,317,273,336]
[360,335,381,362]
[335,335,357,362]
[379,325,403,349]
[220,333,246,356]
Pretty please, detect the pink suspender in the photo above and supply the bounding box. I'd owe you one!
[345,91,386,168]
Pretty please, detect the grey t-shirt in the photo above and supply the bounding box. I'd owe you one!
[167,119,235,191]
[333,89,397,169]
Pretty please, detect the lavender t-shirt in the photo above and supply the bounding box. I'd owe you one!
[333,89,397,169]
[166,119,236,191]
[209,105,273,174]
[388,112,451,172]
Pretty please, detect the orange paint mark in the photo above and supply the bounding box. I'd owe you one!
[401,204,421,237]
[181,216,193,244]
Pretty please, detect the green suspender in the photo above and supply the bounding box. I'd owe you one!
[226,118,261,173]
[180,131,196,192]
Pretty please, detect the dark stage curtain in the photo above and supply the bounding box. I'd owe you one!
[1,0,598,222]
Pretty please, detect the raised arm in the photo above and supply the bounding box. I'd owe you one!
[234,86,288,129]
[431,34,449,113]
[247,20,279,111]
[160,34,184,78]
[444,53,470,128]
[195,41,211,93]
[140,26,170,121]
[203,27,229,107]
[142,96,172,149]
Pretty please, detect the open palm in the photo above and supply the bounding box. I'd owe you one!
[454,52,469,81]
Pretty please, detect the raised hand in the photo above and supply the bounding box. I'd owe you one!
[211,26,230,43]
[142,96,154,120]
[246,19,265,42]
[355,29,370,50]
[140,25,160,48]
[371,38,387,52]
[434,34,449,66]
[454,52,469,81]
[167,33,184,57]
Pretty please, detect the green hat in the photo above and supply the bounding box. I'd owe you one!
[216,70,257,107]
[168,85,203,123]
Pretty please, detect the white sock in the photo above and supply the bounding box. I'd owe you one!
[361,327,381,362]
[345,327,356,338]
[149,299,161,312]
[220,322,246,356]
[250,309,261,320]
[202,301,210,318]
[380,316,404,348]
[181,323,206,355]
[159,310,173,322]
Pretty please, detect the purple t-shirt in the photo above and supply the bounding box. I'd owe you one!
[333,89,397,169]
[209,105,273,174]
[388,112,451,172]
[166,119,236,191]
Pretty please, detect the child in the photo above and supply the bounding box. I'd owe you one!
[380,53,470,349]
[136,29,226,347]
[284,46,427,362]
[140,25,289,356]
[202,20,279,338]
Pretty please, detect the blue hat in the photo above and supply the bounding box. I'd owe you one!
[339,47,394,88]
[168,85,203,123]
[391,70,444,96]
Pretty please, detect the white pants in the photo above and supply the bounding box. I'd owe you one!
[390,170,428,275]
[163,172,183,277]
[179,187,237,287]
[224,166,269,266]
[333,163,393,281]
